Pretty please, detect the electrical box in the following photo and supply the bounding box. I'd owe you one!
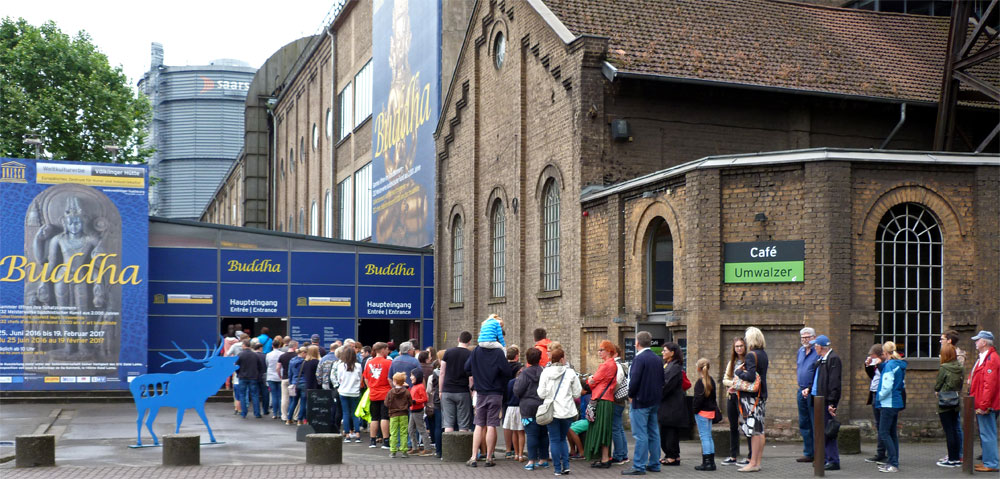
[611,119,631,142]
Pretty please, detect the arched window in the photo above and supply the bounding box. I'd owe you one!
[876,202,942,358]
[491,200,506,298]
[288,215,293,233]
[310,201,318,236]
[542,179,560,291]
[324,190,332,238]
[298,208,305,234]
[299,138,305,162]
[452,215,464,303]
[647,218,673,312]
[312,123,319,150]
[289,148,295,172]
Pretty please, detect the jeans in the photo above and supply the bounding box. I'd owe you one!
[258,380,269,414]
[823,406,839,464]
[287,388,306,421]
[233,381,244,411]
[240,379,261,417]
[878,408,900,468]
[978,410,999,469]
[432,408,443,457]
[695,414,714,455]
[340,394,360,433]
[871,403,885,459]
[797,388,814,457]
[630,404,661,472]
[268,381,282,417]
[939,409,961,462]
[547,417,572,473]
[611,402,628,461]
[524,418,549,461]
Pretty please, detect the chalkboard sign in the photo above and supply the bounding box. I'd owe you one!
[306,389,337,433]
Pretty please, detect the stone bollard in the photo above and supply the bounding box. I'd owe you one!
[711,425,730,457]
[162,434,200,466]
[306,434,343,465]
[15,434,55,468]
[441,430,474,462]
[837,425,861,454]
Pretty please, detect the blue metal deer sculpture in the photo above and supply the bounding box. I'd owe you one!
[130,339,238,446]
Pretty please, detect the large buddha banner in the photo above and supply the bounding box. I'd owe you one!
[0,158,148,390]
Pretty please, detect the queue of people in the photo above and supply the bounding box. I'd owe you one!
[222,322,1000,475]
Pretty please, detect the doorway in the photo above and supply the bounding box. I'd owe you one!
[221,317,288,339]
[357,319,419,349]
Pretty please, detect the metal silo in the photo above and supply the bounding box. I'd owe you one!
[139,43,256,219]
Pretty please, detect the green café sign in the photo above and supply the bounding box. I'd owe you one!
[724,240,804,283]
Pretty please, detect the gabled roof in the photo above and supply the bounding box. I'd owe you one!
[542,0,962,103]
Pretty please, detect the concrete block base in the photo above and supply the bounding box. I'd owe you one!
[441,431,474,462]
[306,433,343,465]
[838,425,861,454]
[15,434,55,468]
[162,434,200,466]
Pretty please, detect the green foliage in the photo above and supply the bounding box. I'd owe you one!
[0,17,153,163]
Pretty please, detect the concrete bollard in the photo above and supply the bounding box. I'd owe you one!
[162,434,200,466]
[441,430,474,462]
[306,434,343,465]
[711,425,730,457]
[837,424,861,454]
[15,434,55,468]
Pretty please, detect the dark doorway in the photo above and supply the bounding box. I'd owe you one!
[221,317,287,339]
[357,319,418,349]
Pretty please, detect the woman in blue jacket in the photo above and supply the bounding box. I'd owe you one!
[875,341,907,474]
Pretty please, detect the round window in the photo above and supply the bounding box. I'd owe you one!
[494,32,506,69]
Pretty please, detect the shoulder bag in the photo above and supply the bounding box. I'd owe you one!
[536,372,567,426]
[586,380,614,422]
[731,351,760,393]
[288,362,302,397]
[938,390,960,407]
[613,362,630,401]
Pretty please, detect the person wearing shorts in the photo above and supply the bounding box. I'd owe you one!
[464,340,512,466]
[363,342,393,448]
[441,332,474,432]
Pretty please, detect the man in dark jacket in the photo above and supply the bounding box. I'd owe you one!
[803,335,842,470]
[465,343,512,465]
[624,331,664,475]
[236,341,266,418]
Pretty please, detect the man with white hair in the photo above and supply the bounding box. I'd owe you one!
[970,331,999,472]
[795,327,818,462]
[390,341,421,387]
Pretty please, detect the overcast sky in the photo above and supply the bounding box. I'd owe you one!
[6,0,336,87]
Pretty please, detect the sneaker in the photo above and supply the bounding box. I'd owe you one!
[879,465,898,473]
[554,472,563,476]
[563,469,571,475]
[614,457,630,465]
[524,463,536,471]
[355,437,362,443]
[736,458,750,466]
[865,455,887,464]
[390,452,397,458]
[369,439,377,448]
[401,452,409,458]
[936,460,960,468]
[537,461,550,468]
[721,457,738,466]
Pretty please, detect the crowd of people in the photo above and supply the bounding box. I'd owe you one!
[220,320,1000,475]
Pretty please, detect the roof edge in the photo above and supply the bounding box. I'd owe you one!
[526,0,577,44]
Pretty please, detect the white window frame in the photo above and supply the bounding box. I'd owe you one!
[354,163,372,240]
[310,200,318,236]
[354,60,372,128]
[338,177,353,240]
[542,180,560,292]
[338,83,353,140]
[324,190,333,238]
[452,215,464,303]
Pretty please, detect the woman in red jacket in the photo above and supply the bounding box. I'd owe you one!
[584,340,618,468]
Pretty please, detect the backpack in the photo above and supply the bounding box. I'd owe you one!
[318,359,338,390]
[613,361,629,401]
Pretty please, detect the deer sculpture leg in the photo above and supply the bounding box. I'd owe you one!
[175,407,186,433]
[194,404,217,443]
[145,407,161,446]
[135,407,147,446]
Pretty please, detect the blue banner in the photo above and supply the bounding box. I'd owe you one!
[220,249,287,284]
[220,283,286,317]
[358,253,422,287]
[370,0,440,247]
[149,247,217,282]
[423,288,434,319]
[147,316,217,350]
[357,286,420,319]
[424,255,434,286]
[290,284,355,318]
[0,157,148,390]
[291,251,355,285]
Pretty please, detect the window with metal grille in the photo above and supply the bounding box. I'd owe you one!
[298,208,305,235]
[542,180,560,291]
[491,200,506,298]
[324,190,333,238]
[452,216,464,303]
[338,83,353,140]
[648,218,674,312]
[354,163,371,240]
[354,60,372,127]
[875,202,943,358]
[338,177,353,240]
[310,201,318,236]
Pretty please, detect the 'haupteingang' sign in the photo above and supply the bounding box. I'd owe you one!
[724,240,804,283]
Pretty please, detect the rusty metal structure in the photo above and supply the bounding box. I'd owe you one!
[934,0,999,152]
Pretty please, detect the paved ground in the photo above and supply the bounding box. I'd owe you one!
[0,401,991,478]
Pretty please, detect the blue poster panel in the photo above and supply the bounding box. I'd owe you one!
[220,249,287,284]
[290,318,355,346]
[290,251,355,285]
[357,286,420,319]
[358,253,421,287]
[370,0,440,247]
[147,316,217,351]
[0,158,148,390]
[149,247,217,282]
[423,288,434,319]
[148,282,216,316]
[220,283,287,317]
[423,255,433,286]
[290,284,355,318]
[422,319,434,350]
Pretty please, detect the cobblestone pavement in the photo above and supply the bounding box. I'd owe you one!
[0,401,991,478]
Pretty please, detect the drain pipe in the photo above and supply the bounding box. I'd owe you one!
[879,103,907,149]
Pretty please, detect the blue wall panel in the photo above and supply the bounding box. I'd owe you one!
[220,283,287,316]
[357,286,420,319]
[291,252,355,284]
[149,247,217,281]
[358,254,421,286]
[148,282,217,316]
[220,249,287,284]
[290,284,355,318]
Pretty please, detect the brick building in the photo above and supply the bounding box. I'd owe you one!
[434,0,998,432]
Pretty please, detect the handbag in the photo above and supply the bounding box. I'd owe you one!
[288,361,303,397]
[586,380,614,422]
[938,390,960,407]
[613,363,629,401]
[825,418,841,440]
[732,352,760,393]
[536,372,567,426]
[711,403,724,424]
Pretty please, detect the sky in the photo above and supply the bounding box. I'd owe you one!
[5,0,337,87]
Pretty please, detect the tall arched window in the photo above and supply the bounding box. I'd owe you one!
[324,190,332,238]
[647,218,674,312]
[298,208,305,234]
[542,180,560,291]
[876,202,942,358]
[452,215,464,303]
[310,201,318,236]
[491,200,506,298]
[288,215,293,233]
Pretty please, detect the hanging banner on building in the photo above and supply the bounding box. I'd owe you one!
[370,0,440,247]
[724,240,805,283]
[0,158,148,390]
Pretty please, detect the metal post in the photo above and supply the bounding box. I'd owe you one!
[814,395,825,477]
[963,396,974,474]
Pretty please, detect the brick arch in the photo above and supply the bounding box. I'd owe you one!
[631,199,683,257]
[447,203,466,232]
[858,184,966,240]
[485,185,509,217]
[534,163,565,203]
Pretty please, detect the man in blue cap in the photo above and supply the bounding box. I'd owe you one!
[801,334,842,471]
[970,330,999,473]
